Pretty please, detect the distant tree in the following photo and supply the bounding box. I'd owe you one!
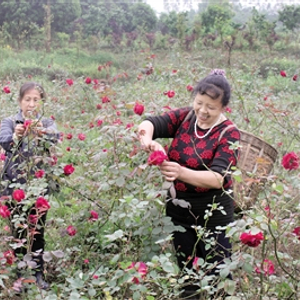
[51,0,81,33]
[278,4,300,32]
[157,11,179,36]
[0,0,44,49]
[247,8,278,50]
[130,3,157,33]
[200,3,235,42]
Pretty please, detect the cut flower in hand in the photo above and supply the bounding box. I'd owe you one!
[147,150,168,166]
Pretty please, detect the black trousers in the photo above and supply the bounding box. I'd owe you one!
[173,224,232,296]
[9,203,47,270]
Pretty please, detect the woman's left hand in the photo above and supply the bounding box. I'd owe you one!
[160,161,182,182]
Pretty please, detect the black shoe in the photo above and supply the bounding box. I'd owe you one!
[35,272,50,290]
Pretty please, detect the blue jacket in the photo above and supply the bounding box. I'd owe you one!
[0,110,59,196]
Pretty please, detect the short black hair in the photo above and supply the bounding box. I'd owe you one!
[18,82,46,102]
[192,74,231,107]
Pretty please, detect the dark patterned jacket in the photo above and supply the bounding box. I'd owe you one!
[146,107,240,228]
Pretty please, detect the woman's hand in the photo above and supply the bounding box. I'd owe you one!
[160,161,182,182]
[14,124,25,139]
[32,121,46,136]
[141,139,166,154]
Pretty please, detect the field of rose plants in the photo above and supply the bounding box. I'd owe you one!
[0,46,300,300]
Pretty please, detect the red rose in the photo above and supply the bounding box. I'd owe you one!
[12,189,25,202]
[67,225,77,236]
[3,250,15,265]
[96,104,102,110]
[0,205,11,218]
[66,78,74,86]
[49,155,58,166]
[186,85,194,92]
[165,90,175,98]
[64,164,75,176]
[35,169,45,178]
[126,262,148,284]
[133,103,145,116]
[292,74,298,81]
[66,133,73,140]
[96,120,103,127]
[280,70,286,77]
[24,119,33,129]
[28,214,38,224]
[85,77,92,84]
[3,86,10,94]
[147,150,168,166]
[78,133,86,141]
[255,259,275,276]
[281,152,299,170]
[240,231,264,247]
[292,226,300,240]
[35,197,50,211]
[0,153,6,161]
[89,210,99,221]
[102,96,110,103]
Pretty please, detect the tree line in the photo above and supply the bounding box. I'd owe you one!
[0,0,300,52]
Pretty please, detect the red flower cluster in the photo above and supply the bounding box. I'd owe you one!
[67,225,77,236]
[147,150,168,166]
[133,103,145,116]
[0,205,10,218]
[12,189,25,202]
[281,151,299,170]
[240,231,264,247]
[3,86,10,94]
[127,262,148,284]
[64,164,75,176]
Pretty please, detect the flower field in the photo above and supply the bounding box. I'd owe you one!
[0,46,300,300]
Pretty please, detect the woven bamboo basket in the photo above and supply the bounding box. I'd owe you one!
[233,130,278,211]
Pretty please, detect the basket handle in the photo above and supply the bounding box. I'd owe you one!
[218,124,237,143]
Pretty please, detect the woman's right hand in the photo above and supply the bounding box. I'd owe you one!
[14,124,25,139]
[142,140,166,153]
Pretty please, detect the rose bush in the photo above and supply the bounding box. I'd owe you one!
[0,47,300,299]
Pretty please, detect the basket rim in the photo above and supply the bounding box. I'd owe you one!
[239,129,278,160]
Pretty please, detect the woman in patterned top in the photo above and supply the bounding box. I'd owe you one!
[138,70,240,299]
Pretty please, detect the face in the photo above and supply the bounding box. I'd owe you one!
[19,88,42,118]
[193,93,224,129]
